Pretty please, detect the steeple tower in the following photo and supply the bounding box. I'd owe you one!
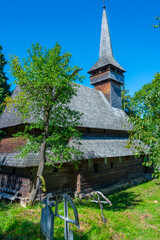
[88,2,125,109]
[99,1,113,59]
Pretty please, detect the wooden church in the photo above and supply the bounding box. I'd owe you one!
[0,3,147,201]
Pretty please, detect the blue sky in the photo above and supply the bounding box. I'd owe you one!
[1,0,160,95]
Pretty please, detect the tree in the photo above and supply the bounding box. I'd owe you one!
[152,16,160,28]
[121,85,134,116]
[0,45,11,113]
[6,43,84,205]
[128,73,160,177]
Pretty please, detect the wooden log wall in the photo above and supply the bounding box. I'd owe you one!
[0,155,145,198]
[0,164,78,199]
[76,156,145,193]
[0,173,31,198]
[30,164,76,194]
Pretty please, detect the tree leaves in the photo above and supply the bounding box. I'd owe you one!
[152,16,160,28]
[7,42,84,165]
[129,73,160,177]
[0,45,11,113]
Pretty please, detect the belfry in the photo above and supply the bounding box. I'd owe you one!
[88,1,125,109]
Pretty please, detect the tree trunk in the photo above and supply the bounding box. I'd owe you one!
[28,141,46,206]
[28,107,50,206]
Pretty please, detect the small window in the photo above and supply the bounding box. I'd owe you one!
[88,159,93,167]
[53,167,58,173]
[119,157,122,163]
[104,157,108,165]
[110,162,113,169]
[12,168,16,175]
[94,163,99,173]
[86,128,90,134]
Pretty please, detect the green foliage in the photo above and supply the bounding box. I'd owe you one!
[129,73,160,176]
[152,16,160,28]
[7,42,84,165]
[0,45,11,113]
[121,84,134,116]
[0,180,160,239]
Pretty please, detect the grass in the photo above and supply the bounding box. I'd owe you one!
[0,179,160,239]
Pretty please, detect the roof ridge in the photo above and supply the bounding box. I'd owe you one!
[76,83,102,93]
[98,90,112,107]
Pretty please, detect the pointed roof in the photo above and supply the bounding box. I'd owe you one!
[88,4,125,73]
[99,5,112,59]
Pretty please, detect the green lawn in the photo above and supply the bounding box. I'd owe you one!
[0,179,160,239]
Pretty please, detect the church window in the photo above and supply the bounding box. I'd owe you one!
[94,163,99,173]
[110,162,113,169]
[86,128,90,134]
[104,157,108,165]
[53,167,58,173]
[119,157,122,163]
[12,167,16,175]
[88,159,93,167]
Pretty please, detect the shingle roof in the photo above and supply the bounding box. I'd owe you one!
[0,137,139,167]
[77,138,138,159]
[0,84,132,131]
[69,85,131,131]
[88,57,125,73]
[0,85,35,129]
[0,152,39,167]
[0,83,134,168]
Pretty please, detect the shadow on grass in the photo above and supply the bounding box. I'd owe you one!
[75,190,142,212]
[54,226,91,240]
[155,182,160,185]
[106,190,141,211]
[0,201,12,212]
[72,232,89,240]
[0,218,40,240]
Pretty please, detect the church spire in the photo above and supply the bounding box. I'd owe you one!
[88,1,126,109]
[88,2,125,73]
[99,2,113,59]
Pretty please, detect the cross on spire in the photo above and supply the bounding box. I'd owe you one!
[103,0,106,9]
